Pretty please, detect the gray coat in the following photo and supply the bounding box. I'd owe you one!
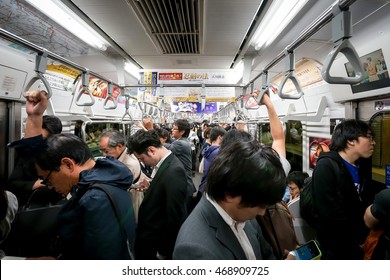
[173,196,275,260]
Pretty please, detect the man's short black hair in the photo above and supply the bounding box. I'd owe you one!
[206,140,286,207]
[42,115,62,135]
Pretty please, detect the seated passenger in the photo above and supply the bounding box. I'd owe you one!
[285,171,315,245]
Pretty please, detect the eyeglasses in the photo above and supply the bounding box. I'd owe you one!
[41,168,55,186]
[362,134,374,142]
[99,146,114,154]
[172,128,179,131]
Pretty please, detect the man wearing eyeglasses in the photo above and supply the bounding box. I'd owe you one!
[165,119,197,211]
[9,90,136,260]
[99,129,149,223]
[311,119,378,260]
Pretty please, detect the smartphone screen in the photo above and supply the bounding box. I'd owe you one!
[294,240,321,260]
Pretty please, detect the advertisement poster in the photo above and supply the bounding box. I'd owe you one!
[139,70,236,106]
[345,48,390,94]
[171,101,217,113]
[309,137,331,170]
[138,71,158,102]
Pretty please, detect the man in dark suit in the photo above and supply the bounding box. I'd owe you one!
[127,129,188,260]
[164,119,196,207]
[173,140,287,259]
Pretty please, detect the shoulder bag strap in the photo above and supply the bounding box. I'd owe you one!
[90,183,134,259]
[266,207,283,259]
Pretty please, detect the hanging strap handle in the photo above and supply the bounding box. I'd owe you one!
[75,71,95,106]
[321,9,364,84]
[103,82,118,110]
[121,93,134,121]
[278,51,304,99]
[24,52,52,98]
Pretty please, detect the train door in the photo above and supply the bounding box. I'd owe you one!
[357,98,390,189]
[0,100,22,186]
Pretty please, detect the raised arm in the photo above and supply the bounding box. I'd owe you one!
[253,89,285,157]
[24,90,48,138]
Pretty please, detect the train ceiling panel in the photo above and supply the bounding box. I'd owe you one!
[0,0,388,77]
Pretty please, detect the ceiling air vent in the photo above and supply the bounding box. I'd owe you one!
[126,0,203,54]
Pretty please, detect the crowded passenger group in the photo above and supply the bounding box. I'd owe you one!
[0,89,389,260]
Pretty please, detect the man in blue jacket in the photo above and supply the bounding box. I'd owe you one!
[12,90,136,259]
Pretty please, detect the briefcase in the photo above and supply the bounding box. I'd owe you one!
[3,190,65,258]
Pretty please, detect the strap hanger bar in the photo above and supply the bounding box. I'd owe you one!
[103,82,118,110]
[75,71,95,106]
[321,8,364,84]
[24,51,53,98]
[278,51,304,99]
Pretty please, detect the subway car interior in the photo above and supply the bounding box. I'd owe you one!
[0,0,390,260]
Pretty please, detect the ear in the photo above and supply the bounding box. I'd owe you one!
[346,139,356,147]
[61,157,76,171]
[148,146,157,155]
[225,194,241,204]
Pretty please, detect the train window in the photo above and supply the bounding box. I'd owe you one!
[285,120,303,171]
[370,112,390,184]
[257,123,272,146]
[84,122,122,157]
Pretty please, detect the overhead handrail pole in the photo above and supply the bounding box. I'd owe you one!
[103,82,118,109]
[321,7,364,84]
[123,83,241,88]
[23,51,53,98]
[244,0,357,89]
[75,71,95,106]
[278,51,304,99]
[0,27,122,90]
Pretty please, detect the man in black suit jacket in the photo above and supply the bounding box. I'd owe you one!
[127,129,188,260]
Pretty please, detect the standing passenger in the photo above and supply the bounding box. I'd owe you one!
[99,130,148,223]
[173,140,286,259]
[12,90,136,259]
[7,115,63,207]
[312,119,376,259]
[363,188,390,259]
[173,90,290,260]
[165,119,197,206]
[198,126,226,194]
[127,130,188,260]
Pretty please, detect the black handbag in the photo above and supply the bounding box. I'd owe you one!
[2,189,65,257]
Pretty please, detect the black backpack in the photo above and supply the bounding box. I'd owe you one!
[300,158,339,228]
[299,176,317,228]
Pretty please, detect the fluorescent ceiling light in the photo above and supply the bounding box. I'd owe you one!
[125,62,140,79]
[26,0,107,51]
[252,0,308,51]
